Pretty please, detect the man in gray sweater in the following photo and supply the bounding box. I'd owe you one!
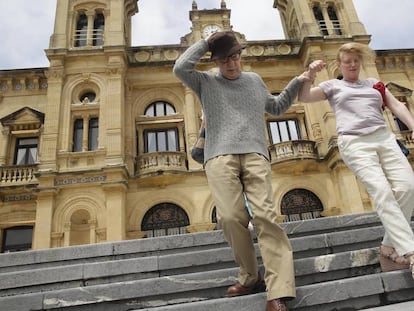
[173,31,312,311]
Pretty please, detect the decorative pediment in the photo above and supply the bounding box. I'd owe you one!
[0,107,45,131]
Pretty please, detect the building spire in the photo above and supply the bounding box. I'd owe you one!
[221,0,226,9]
[192,1,197,10]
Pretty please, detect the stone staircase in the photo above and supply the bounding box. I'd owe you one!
[1,212,414,311]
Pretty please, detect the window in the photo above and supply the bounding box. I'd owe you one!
[93,13,105,46]
[142,101,179,153]
[269,119,300,144]
[2,226,33,253]
[281,189,323,222]
[88,118,99,150]
[327,6,342,35]
[142,203,190,237]
[145,129,178,153]
[145,101,176,117]
[80,91,96,103]
[14,137,38,165]
[73,119,83,152]
[72,117,99,152]
[313,6,328,36]
[75,14,88,47]
[74,11,105,47]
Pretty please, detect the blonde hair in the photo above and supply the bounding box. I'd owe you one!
[336,42,375,64]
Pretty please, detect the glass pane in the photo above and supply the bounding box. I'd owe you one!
[18,138,38,146]
[155,102,164,116]
[27,147,37,164]
[73,119,83,152]
[279,122,289,142]
[88,118,99,150]
[15,149,27,165]
[157,131,167,151]
[93,13,105,46]
[167,129,177,151]
[3,227,33,252]
[75,14,88,47]
[165,104,175,115]
[145,105,155,117]
[147,132,156,153]
[269,122,281,144]
[288,120,299,140]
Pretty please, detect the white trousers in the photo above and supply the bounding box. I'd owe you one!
[338,128,414,256]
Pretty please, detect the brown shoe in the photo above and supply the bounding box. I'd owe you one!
[226,274,266,297]
[266,299,288,311]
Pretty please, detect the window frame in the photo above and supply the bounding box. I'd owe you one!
[144,128,179,153]
[2,226,33,253]
[14,137,39,165]
[268,119,302,144]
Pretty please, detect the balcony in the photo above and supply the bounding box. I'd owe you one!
[137,151,187,176]
[269,140,319,164]
[0,165,38,186]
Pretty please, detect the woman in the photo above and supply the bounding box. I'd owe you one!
[299,42,414,278]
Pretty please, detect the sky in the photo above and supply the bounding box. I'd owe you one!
[0,0,413,70]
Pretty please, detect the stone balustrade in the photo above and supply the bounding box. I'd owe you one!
[269,140,318,163]
[138,151,187,175]
[0,165,38,185]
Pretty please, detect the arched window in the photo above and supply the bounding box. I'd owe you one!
[144,101,176,117]
[313,6,328,36]
[75,13,88,47]
[327,6,342,35]
[142,203,190,237]
[281,188,323,222]
[2,226,33,253]
[93,13,105,46]
[142,101,178,153]
[212,207,217,224]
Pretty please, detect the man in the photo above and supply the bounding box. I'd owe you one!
[173,31,312,311]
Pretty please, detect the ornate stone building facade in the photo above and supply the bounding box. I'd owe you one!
[0,0,413,251]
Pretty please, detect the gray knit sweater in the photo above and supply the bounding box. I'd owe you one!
[173,39,302,163]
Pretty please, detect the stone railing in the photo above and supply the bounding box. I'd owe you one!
[0,165,38,186]
[137,152,187,175]
[128,40,302,65]
[397,131,413,156]
[269,140,318,163]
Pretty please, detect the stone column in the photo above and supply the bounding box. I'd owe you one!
[63,222,71,246]
[103,182,127,241]
[33,187,57,249]
[86,12,95,46]
[0,127,10,165]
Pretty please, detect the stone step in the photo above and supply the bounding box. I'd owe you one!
[0,225,384,296]
[361,300,414,310]
[0,245,379,297]
[0,211,384,273]
[1,268,412,311]
[0,212,413,311]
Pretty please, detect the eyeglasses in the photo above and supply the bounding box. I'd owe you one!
[217,52,241,64]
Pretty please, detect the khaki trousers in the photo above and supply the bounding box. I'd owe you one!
[205,153,296,300]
